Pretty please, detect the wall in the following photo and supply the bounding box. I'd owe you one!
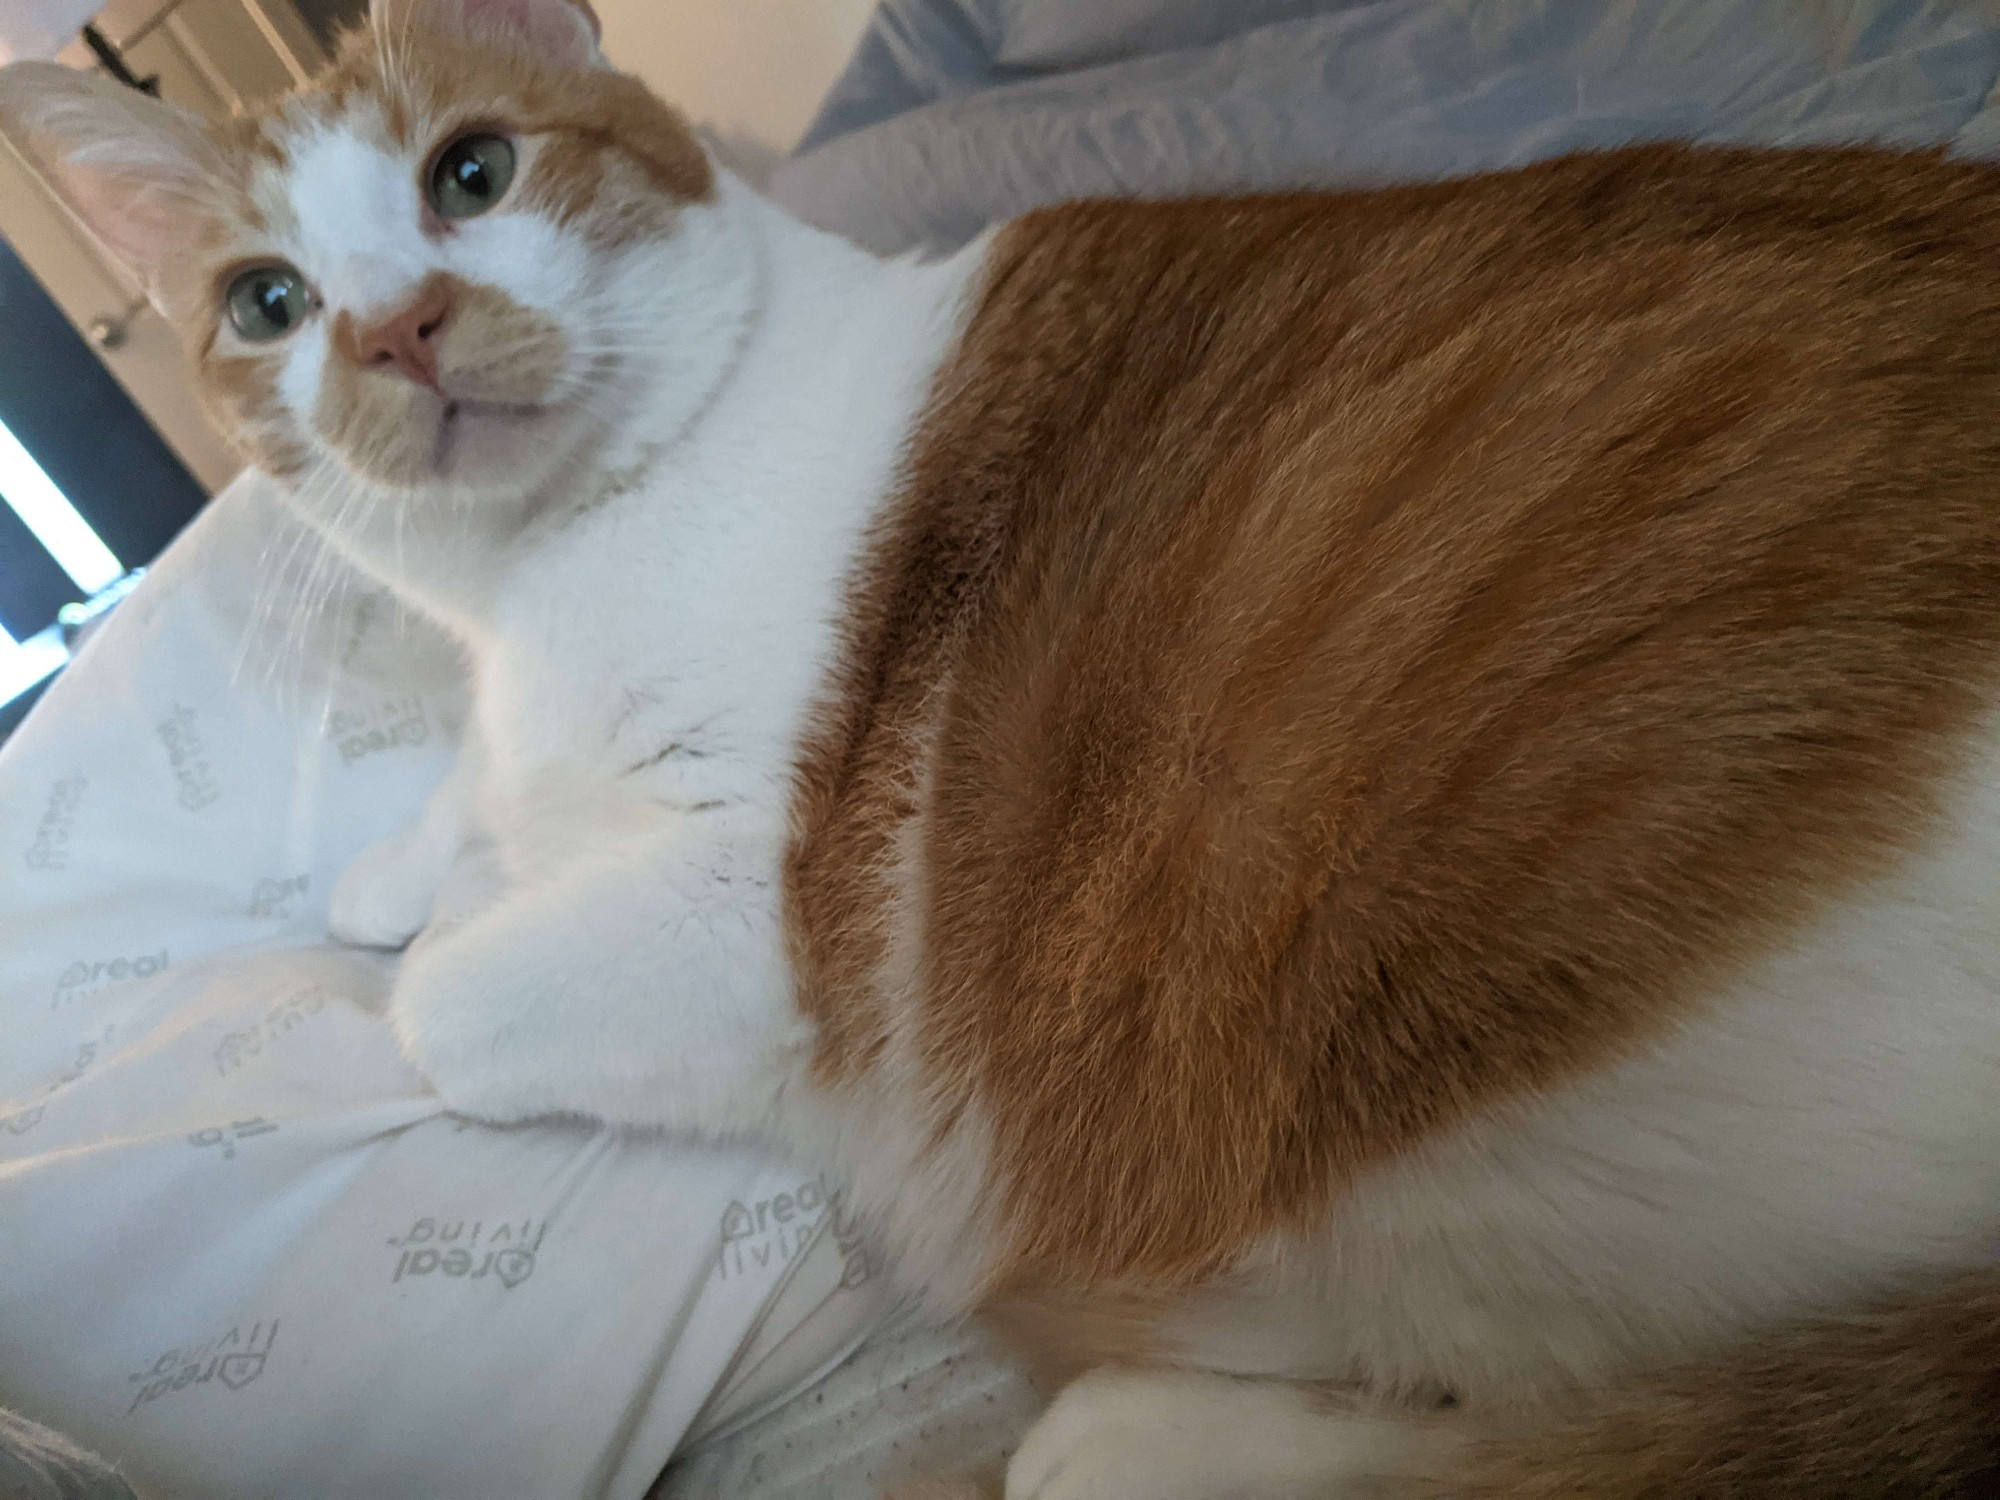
[594,0,878,156]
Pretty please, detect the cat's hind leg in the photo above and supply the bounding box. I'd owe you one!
[1003,1367,1460,1500]
[1005,1264,2000,1498]
[329,812,462,948]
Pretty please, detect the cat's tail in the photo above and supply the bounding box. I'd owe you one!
[1426,1264,2000,1499]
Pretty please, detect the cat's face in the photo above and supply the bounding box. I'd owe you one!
[0,0,717,500]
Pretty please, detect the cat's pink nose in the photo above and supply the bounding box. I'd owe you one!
[348,283,452,392]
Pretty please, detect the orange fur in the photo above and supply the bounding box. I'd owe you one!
[790,147,2000,1296]
[1392,1266,2000,1498]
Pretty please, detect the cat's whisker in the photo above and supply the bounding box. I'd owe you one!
[271,469,353,701]
[239,454,345,693]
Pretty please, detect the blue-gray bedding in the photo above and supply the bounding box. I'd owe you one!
[773,0,2000,256]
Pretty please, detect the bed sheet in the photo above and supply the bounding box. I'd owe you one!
[0,475,891,1500]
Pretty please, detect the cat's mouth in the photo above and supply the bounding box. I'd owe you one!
[430,396,553,477]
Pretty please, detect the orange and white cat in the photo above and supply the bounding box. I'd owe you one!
[4,0,1998,1493]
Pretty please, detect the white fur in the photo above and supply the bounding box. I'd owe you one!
[241,62,1024,1292]
[286,127,448,318]
[1005,1368,1450,1500]
[328,730,481,947]
[285,133,989,1138]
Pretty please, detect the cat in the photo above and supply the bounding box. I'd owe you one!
[4,0,1999,1494]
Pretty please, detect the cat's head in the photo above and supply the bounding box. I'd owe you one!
[0,0,739,507]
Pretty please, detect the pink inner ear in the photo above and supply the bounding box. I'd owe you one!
[61,168,205,290]
[456,0,599,55]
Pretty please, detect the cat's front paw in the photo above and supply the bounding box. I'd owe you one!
[386,932,575,1125]
[330,828,445,949]
[385,917,811,1134]
[387,810,812,1135]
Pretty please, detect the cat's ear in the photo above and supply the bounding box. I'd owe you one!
[371,0,604,69]
[0,62,229,296]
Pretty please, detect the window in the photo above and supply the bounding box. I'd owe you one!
[0,232,208,736]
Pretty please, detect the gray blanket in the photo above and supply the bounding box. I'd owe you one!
[774,0,2000,255]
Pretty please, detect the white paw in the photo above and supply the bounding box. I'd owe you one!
[329,830,443,949]
[1006,1369,1412,1500]
[384,894,810,1134]
[425,838,510,934]
[386,933,574,1125]
[1007,1370,1242,1500]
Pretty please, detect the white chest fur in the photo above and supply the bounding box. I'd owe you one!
[475,193,984,815]
[327,181,986,1140]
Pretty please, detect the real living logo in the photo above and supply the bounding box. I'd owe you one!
[187,1117,278,1160]
[337,592,382,670]
[386,1215,547,1289]
[1,1025,114,1138]
[52,950,168,1009]
[211,984,328,1076]
[23,774,86,871]
[717,1173,876,1289]
[155,705,221,811]
[246,873,310,920]
[126,1319,279,1415]
[328,693,432,767]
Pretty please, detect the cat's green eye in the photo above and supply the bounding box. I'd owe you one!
[429,134,516,219]
[224,264,312,342]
